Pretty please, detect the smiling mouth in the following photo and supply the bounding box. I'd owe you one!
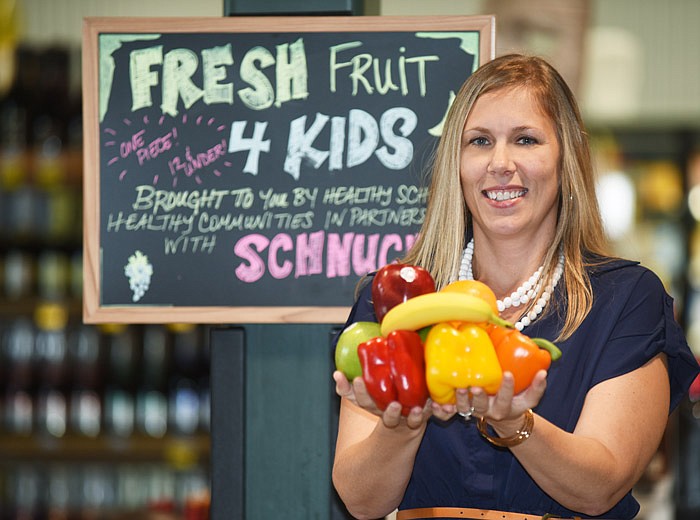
[484,189,527,201]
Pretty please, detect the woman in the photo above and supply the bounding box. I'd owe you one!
[332,54,700,519]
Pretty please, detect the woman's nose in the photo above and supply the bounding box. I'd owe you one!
[487,144,515,174]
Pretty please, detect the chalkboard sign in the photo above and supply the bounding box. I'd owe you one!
[82,16,494,323]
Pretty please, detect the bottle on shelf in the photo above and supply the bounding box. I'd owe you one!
[33,113,76,245]
[0,99,36,243]
[33,302,70,439]
[1,45,39,243]
[168,323,203,437]
[102,323,137,440]
[7,464,42,520]
[37,250,70,302]
[67,322,103,439]
[137,325,170,439]
[1,316,36,436]
[44,463,76,520]
[3,249,35,301]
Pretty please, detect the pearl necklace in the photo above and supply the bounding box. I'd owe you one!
[458,239,565,331]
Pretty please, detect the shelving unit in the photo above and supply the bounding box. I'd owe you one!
[0,44,211,520]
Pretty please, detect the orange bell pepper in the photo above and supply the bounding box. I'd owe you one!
[486,324,562,394]
[424,322,503,404]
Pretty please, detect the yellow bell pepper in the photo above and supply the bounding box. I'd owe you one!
[425,322,503,404]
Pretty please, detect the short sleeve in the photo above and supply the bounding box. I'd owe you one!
[661,291,700,410]
[590,269,699,412]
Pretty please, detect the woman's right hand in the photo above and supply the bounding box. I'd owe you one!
[333,370,431,430]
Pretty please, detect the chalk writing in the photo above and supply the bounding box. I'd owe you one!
[168,140,228,181]
[322,185,393,206]
[164,234,217,254]
[106,212,195,234]
[283,107,416,180]
[233,231,417,283]
[132,186,232,215]
[128,40,309,117]
[330,42,439,96]
[104,113,231,186]
[227,120,271,175]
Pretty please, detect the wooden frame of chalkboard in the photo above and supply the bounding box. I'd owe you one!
[82,16,495,324]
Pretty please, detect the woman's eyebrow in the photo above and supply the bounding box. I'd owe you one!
[464,125,538,133]
[463,126,490,133]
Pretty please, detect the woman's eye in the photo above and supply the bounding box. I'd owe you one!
[517,135,538,145]
[470,136,490,146]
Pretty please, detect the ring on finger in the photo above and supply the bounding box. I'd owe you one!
[458,406,476,420]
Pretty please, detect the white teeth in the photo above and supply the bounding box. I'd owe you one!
[486,190,526,201]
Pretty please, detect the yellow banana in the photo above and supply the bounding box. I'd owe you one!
[380,291,513,336]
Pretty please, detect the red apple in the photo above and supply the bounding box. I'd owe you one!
[372,263,436,322]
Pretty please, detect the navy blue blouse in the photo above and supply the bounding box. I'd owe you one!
[337,258,700,518]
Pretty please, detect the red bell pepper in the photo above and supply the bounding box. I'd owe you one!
[357,329,429,415]
[389,329,430,414]
[357,336,396,411]
[486,324,562,394]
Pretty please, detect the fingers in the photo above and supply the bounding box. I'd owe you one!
[523,369,548,403]
[431,401,457,422]
[335,370,550,429]
[489,372,516,420]
[333,370,353,397]
[455,388,473,416]
[352,377,376,410]
[465,370,548,422]
[382,401,430,430]
[381,402,403,428]
[404,402,432,429]
[469,386,489,417]
[476,371,525,421]
[344,371,432,430]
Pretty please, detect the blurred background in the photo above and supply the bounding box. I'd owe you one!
[0,0,699,519]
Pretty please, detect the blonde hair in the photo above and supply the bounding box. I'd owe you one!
[402,54,609,341]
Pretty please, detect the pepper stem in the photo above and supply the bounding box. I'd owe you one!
[489,315,514,329]
[532,337,562,361]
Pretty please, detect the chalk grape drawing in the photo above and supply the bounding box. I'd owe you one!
[124,250,154,302]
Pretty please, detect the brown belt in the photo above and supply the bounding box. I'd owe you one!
[396,508,582,520]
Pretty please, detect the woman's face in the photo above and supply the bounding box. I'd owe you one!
[460,86,561,241]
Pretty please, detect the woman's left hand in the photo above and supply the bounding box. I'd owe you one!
[431,369,548,423]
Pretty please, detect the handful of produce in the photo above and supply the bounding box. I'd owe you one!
[335,263,562,414]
